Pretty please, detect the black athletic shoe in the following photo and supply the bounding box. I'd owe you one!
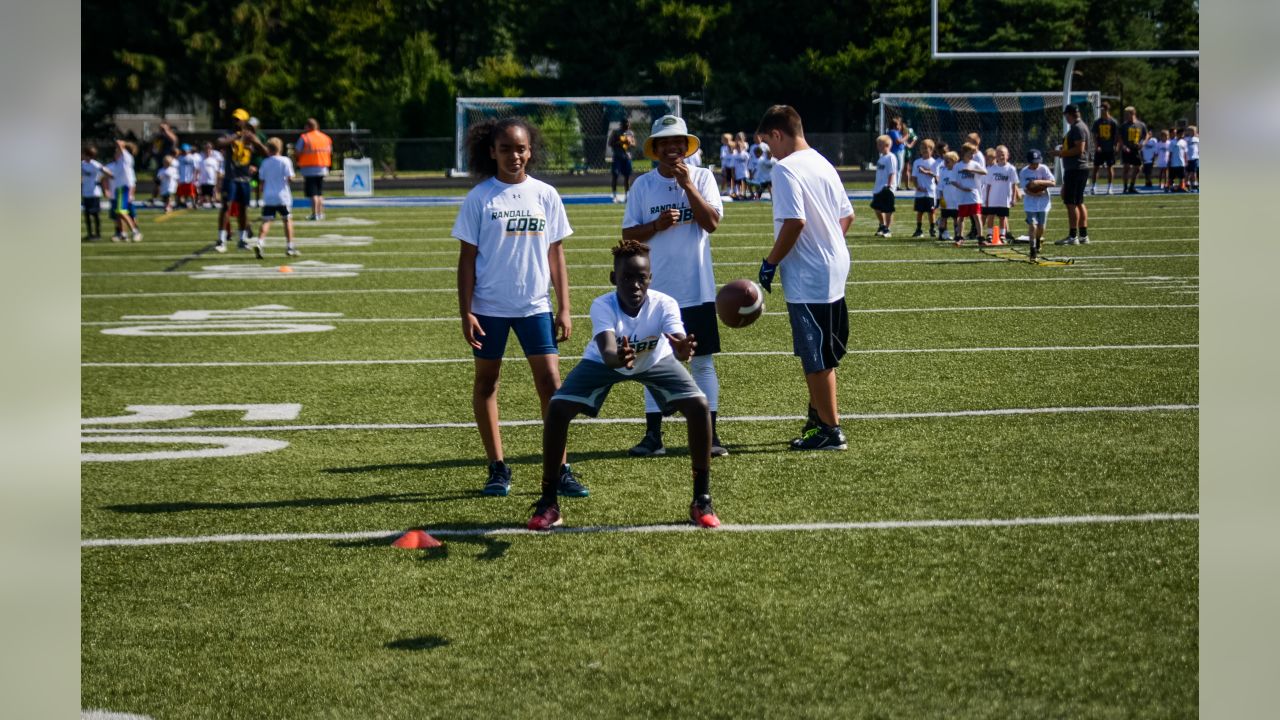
[790,424,848,451]
[929,226,936,237]
[556,463,589,497]
[911,228,924,238]
[253,244,264,259]
[799,406,821,438]
[481,461,511,496]
[710,436,729,458]
[628,431,666,457]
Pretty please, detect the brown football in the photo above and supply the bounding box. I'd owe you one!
[716,279,765,328]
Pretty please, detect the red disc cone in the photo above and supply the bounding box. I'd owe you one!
[392,529,442,549]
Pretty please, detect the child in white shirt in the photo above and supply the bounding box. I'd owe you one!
[1166,132,1187,192]
[1183,126,1199,191]
[1018,148,1056,258]
[254,138,298,257]
[937,151,961,241]
[909,138,939,238]
[158,155,179,213]
[870,134,899,237]
[982,145,1020,244]
[81,145,110,240]
[1141,134,1159,188]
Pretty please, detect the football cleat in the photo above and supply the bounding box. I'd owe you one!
[481,461,511,497]
[527,498,562,531]
[790,424,848,451]
[556,464,589,498]
[628,431,666,457]
[253,244,264,259]
[911,229,924,238]
[690,495,721,528]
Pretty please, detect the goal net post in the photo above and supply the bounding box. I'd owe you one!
[874,91,1101,166]
[453,96,682,176]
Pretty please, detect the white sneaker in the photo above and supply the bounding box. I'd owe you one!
[881,229,891,238]
[286,247,300,257]
[939,230,952,241]
[214,241,227,253]
[1078,236,1090,245]
[131,231,143,242]
[1055,237,1078,246]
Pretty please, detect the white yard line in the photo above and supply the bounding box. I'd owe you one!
[82,343,1197,368]
[81,511,1199,548]
[80,303,1196,326]
[78,253,1201,278]
[80,402,1198,433]
[80,275,1202,299]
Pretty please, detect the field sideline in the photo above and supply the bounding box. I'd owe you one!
[82,192,1198,718]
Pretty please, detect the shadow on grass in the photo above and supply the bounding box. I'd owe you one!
[386,635,450,651]
[104,491,480,514]
[324,443,784,475]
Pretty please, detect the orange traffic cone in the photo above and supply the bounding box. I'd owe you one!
[990,225,1004,245]
[391,529,442,549]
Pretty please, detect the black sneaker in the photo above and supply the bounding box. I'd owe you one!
[790,424,848,451]
[481,461,511,496]
[911,228,924,238]
[800,406,821,436]
[628,431,666,457]
[254,244,264,259]
[928,225,936,237]
[710,436,729,458]
[556,463,589,497]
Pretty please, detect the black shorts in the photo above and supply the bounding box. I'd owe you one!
[303,175,325,198]
[1169,167,1185,181]
[940,208,959,219]
[261,205,291,220]
[1121,146,1142,166]
[787,298,849,374]
[1061,168,1089,205]
[611,156,632,177]
[870,187,896,213]
[679,302,721,356]
[82,196,100,213]
[913,196,937,213]
[985,206,1010,218]
[1093,150,1116,167]
[199,183,215,197]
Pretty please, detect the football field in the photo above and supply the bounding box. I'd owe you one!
[81,193,1198,718]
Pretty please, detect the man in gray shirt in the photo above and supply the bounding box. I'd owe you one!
[1051,104,1092,245]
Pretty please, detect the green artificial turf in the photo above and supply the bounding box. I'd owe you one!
[81,192,1198,718]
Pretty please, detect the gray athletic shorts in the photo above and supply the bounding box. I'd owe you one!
[553,355,704,417]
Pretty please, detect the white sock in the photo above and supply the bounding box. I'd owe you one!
[219,229,228,242]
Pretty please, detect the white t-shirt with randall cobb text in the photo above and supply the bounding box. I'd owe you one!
[984,162,1019,208]
[258,155,295,207]
[955,160,984,205]
[771,148,854,304]
[939,164,962,208]
[582,290,685,376]
[1018,164,1055,214]
[873,152,898,193]
[622,166,723,307]
[452,175,572,318]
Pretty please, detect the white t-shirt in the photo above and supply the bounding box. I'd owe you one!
[1186,136,1199,161]
[259,155,295,207]
[199,153,221,185]
[873,152,898,193]
[178,153,199,184]
[1019,164,1055,214]
[1155,140,1170,168]
[159,165,178,195]
[582,290,684,376]
[452,175,572,318]
[719,144,731,170]
[81,159,104,198]
[622,166,723,307]
[1168,139,1186,168]
[1141,137,1159,164]
[955,160,984,205]
[939,164,963,208]
[105,151,135,193]
[770,148,854,304]
[756,157,775,185]
[734,148,750,174]
[911,157,939,198]
[984,162,1018,208]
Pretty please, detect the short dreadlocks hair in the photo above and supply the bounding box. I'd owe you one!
[611,238,650,267]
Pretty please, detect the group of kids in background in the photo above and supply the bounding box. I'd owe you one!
[80,110,336,260]
[718,131,776,200]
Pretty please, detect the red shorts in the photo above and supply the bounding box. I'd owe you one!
[957,203,983,219]
[177,182,197,198]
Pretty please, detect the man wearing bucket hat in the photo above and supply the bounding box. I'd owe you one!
[620,114,730,458]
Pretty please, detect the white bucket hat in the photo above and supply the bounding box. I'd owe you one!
[644,115,700,161]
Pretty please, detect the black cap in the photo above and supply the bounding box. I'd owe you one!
[1063,104,1080,116]
[1026,148,1043,163]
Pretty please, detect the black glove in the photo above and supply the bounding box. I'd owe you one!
[758,258,777,293]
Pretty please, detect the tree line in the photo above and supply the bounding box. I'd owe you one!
[82,0,1199,138]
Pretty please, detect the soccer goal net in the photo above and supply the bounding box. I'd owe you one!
[875,91,1101,163]
[453,96,682,176]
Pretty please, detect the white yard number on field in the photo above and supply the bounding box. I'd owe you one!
[101,304,341,336]
[81,404,301,463]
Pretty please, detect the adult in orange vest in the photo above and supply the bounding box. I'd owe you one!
[295,118,333,220]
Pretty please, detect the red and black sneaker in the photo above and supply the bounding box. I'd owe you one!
[527,498,562,531]
[689,495,721,529]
